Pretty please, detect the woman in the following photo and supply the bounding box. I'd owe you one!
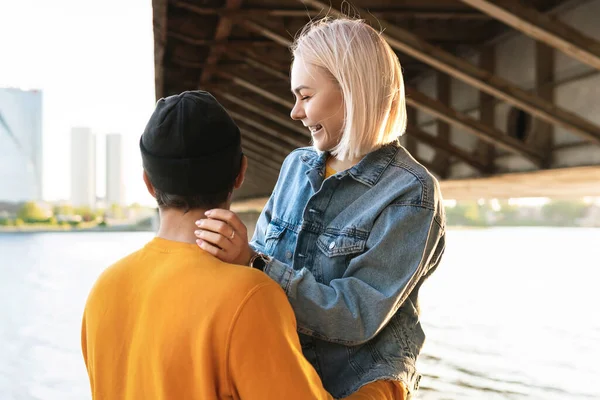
[194,17,446,399]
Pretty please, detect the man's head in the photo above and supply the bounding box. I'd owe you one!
[140,90,247,211]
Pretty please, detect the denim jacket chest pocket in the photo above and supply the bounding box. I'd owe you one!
[315,230,368,284]
[263,220,297,264]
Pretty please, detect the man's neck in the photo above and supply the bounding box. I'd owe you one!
[156,206,225,244]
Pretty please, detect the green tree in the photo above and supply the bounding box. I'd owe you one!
[445,201,487,226]
[95,208,106,219]
[497,201,520,225]
[110,203,124,219]
[445,203,468,226]
[464,202,482,224]
[17,202,50,223]
[542,200,587,226]
[53,204,74,216]
[74,206,95,222]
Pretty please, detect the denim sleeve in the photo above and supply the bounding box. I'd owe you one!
[249,151,293,254]
[264,204,445,345]
[249,193,274,254]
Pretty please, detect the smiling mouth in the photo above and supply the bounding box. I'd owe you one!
[308,124,323,135]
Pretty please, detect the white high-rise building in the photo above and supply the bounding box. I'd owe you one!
[0,88,43,202]
[106,133,125,206]
[71,127,96,207]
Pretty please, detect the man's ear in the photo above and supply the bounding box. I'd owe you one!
[233,155,248,190]
[143,170,156,198]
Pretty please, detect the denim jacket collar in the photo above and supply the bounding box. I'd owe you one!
[300,150,327,171]
[299,141,401,188]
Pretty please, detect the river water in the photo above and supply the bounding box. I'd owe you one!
[0,228,598,399]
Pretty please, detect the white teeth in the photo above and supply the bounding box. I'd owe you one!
[309,124,323,133]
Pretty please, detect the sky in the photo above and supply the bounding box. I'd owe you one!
[0,0,157,205]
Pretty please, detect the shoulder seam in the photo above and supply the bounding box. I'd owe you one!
[389,161,436,208]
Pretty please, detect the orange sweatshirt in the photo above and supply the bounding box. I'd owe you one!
[81,237,403,400]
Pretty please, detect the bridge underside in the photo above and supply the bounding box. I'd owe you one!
[152,0,600,200]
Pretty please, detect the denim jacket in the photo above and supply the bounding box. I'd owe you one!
[250,141,446,398]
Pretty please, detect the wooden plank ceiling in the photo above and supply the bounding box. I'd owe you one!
[152,0,600,200]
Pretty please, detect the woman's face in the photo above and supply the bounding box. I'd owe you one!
[290,57,344,152]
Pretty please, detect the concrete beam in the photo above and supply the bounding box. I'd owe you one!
[167,32,274,48]
[153,0,169,99]
[532,42,555,165]
[406,125,491,174]
[242,148,281,174]
[241,20,293,47]
[216,89,307,137]
[298,0,600,146]
[419,67,600,132]
[406,88,545,166]
[240,127,295,158]
[199,0,243,85]
[477,47,496,171]
[215,70,294,109]
[432,73,451,177]
[227,52,290,81]
[226,109,307,148]
[240,131,288,163]
[242,141,285,170]
[441,165,600,199]
[460,0,600,71]
[405,108,418,156]
[170,2,490,20]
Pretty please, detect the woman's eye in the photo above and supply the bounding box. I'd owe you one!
[301,96,310,101]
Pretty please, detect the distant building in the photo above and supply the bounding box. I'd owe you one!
[0,88,43,202]
[106,133,125,206]
[71,127,96,207]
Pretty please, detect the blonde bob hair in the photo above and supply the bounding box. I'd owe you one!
[291,17,407,161]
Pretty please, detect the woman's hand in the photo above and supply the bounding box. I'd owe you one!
[194,209,255,265]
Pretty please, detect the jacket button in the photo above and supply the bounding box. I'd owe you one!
[286,251,292,259]
[329,242,336,250]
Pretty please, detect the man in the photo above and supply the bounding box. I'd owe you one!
[81,91,384,400]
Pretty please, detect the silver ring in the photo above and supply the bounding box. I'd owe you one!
[230,230,235,240]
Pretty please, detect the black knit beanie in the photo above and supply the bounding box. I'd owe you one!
[140,91,242,195]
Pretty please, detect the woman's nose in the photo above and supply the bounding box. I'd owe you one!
[290,102,305,120]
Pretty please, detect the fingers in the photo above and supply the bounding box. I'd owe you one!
[204,209,248,237]
[194,209,252,265]
[195,229,234,252]
[195,218,235,239]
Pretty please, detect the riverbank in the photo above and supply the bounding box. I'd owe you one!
[0,224,153,234]
[3,224,597,235]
